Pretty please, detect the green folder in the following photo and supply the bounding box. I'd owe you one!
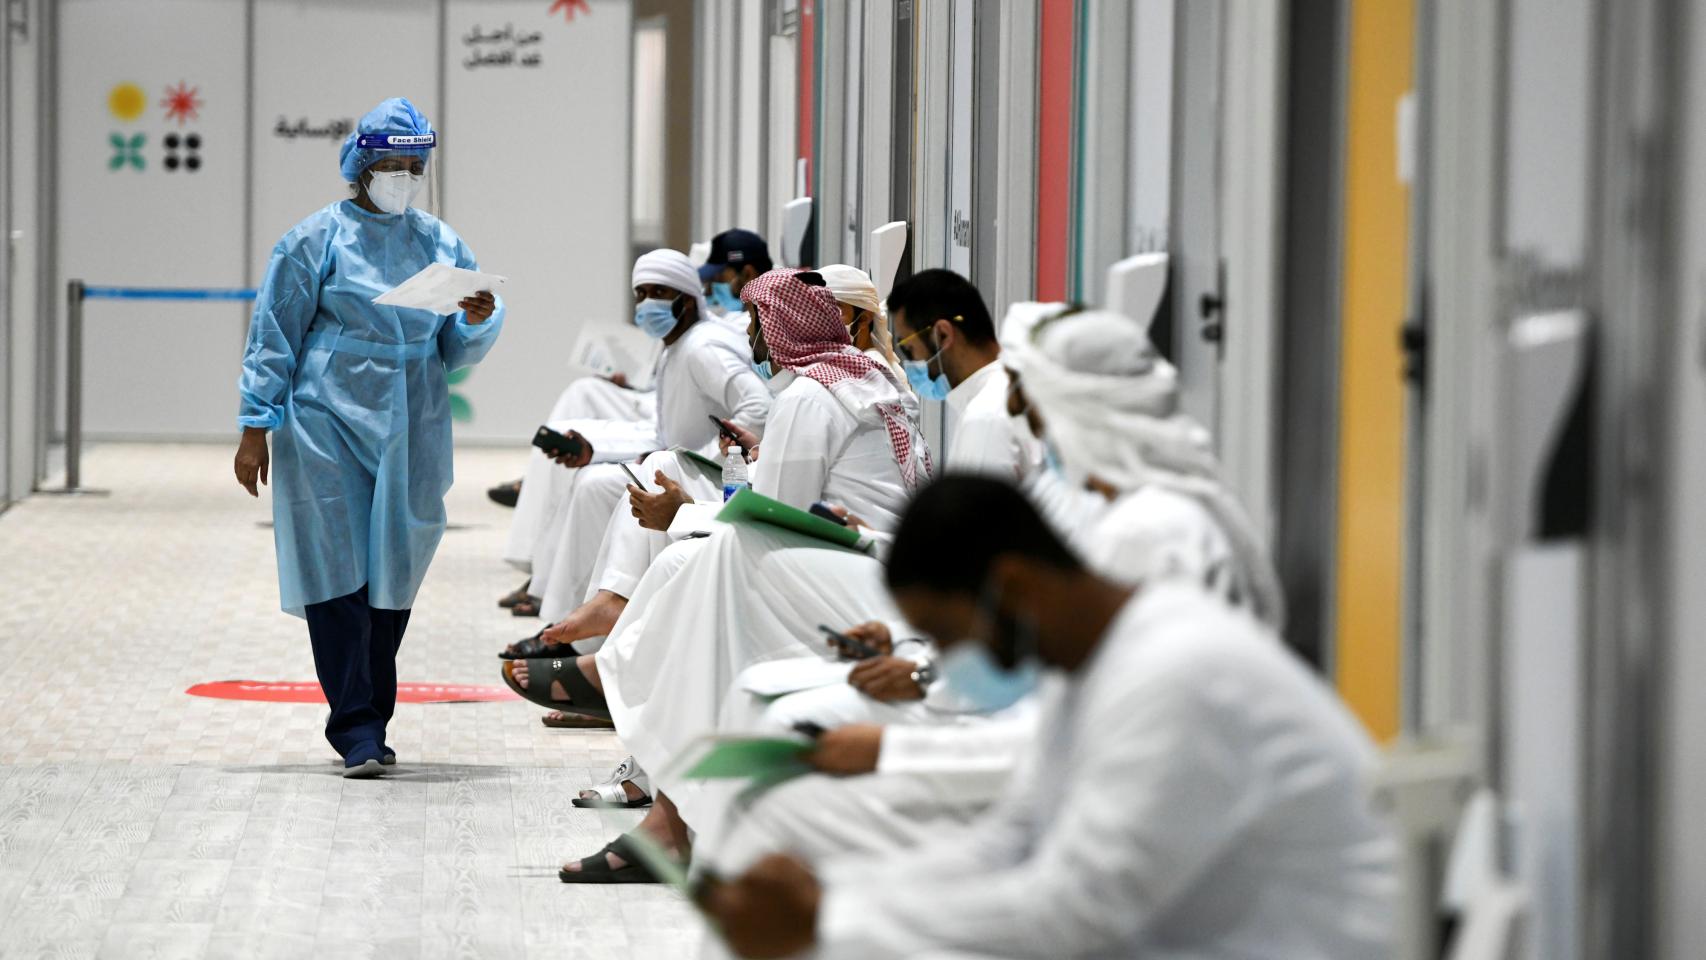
[672,445,724,475]
[682,735,815,781]
[715,487,865,549]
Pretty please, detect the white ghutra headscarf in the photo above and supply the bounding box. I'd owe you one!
[1001,303,1286,629]
[815,264,906,385]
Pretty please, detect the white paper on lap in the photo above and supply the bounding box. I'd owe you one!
[737,659,854,697]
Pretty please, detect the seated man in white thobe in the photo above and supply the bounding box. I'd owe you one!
[716,270,1090,739]
[501,249,772,639]
[696,292,1289,897]
[567,271,1100,818]
[497,368,657,603]
[517,265,916,660]
[701,475,1397,960]
[502,269,931,870]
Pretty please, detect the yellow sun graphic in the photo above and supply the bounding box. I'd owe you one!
[108,83,146,122]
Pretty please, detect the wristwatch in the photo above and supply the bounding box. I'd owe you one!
[910,659,938,691]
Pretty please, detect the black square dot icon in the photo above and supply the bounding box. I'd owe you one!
[163,132,202,173]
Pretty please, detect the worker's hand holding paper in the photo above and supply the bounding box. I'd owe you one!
[372,262,508,315]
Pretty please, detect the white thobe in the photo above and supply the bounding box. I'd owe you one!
[749,371,926,532]
[946,361,1108,541]
[595,370,926,824]
[503,377,656,569]
[530,320,771,621]
[695,481,1245,894]
[943,361,1028,479]
[581,448,724,601]
[812,584,1398,960]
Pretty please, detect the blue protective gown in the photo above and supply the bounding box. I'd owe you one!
[239,199,504,615]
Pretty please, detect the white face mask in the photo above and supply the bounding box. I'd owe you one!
[366,169,424,214]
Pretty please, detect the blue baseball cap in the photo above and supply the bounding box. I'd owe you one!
[698,229,773,281]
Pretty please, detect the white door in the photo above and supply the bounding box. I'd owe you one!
[1167,0,1223,431]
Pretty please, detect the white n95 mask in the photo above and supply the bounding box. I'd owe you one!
[367,169,424,214]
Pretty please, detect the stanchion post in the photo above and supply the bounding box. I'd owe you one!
[40,280,104,496]
[65,279,83,491]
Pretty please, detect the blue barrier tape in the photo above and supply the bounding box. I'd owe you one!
[80,287,258,301]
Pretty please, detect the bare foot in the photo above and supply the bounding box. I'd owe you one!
[538,591,627,645]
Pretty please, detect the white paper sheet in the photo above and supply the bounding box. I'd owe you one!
[737,658,854,697]
[570,322,661,389]
[371,262,507,315]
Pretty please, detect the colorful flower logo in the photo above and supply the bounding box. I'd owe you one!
[161,82,203,126]
[549,0,590,21]
[447,366,474,422]
[108,132,145,171]
[108,83,146,122]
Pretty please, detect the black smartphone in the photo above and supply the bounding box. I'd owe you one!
[618,462,646,490]
[809,501,849,526]
[532,425,584,460]
[708,415,746,450]
[792,721,827,740]
[818,624,879,660]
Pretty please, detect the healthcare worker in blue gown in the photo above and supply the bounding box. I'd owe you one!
[233,98,504,778]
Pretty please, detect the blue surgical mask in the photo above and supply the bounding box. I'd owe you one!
[1044,442,1065,476]
[940,643,1040,712]
[903,345,950,401]
[634,298,679,339]
[709,282,742,314]
[751,359,774,381]
[940,578,1042,712]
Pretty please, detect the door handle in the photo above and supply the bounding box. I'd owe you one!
[1199,259,1227,346]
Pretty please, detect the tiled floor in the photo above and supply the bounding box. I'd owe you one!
[0,443,700,958]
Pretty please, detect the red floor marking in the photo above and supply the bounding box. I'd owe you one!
[185,681,520,704]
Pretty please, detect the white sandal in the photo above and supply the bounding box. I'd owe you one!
[571,755,653,808]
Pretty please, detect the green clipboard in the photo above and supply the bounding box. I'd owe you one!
[681,735,815,781]
[672,445,724,475]
[714,487,865,549]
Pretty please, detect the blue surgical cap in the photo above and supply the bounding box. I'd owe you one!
[338,97,435,183]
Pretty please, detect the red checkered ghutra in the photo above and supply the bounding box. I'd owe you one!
[742,270,929,488]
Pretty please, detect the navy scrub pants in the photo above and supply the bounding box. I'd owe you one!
[304,584,410,758]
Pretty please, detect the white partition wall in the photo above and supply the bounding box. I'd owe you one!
[47,0,635,443]
[57,0,250,437]
[249,0,441,271]
[441,0,632,441]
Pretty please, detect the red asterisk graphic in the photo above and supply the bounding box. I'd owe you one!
[549,0,590,21]
[160,82,203,126]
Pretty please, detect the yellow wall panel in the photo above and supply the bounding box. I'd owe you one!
[1334,0,1413,741]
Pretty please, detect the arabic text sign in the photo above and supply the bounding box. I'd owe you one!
[273,116,354,141]
[463,21,545,70]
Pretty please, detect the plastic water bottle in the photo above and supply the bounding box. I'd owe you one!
[722,449,749,502]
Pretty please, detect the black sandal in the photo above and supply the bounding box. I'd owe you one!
[510,596,542,618]
[541,711,615,730]
[497,578,533,609]
[500,657,610,720]
[558,833,669,884]
[497,629,577,661]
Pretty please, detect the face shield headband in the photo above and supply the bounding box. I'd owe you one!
[355,133,437,151]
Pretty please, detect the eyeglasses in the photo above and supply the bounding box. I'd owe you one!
[896,315,963,350]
